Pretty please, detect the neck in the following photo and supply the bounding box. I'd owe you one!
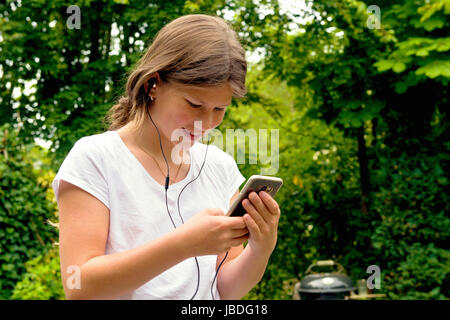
[131,117,188,168]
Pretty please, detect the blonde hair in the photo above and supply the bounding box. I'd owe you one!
[104,14,247,134]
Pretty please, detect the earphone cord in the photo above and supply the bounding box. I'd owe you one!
[211,251,228,300]
[146,105,226,300]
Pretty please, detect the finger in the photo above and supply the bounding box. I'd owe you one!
[242,198,266,228]
[209,208,225,216]
[259,191,280,216]
[248,192,272,224]
[224,216,247,229]
[230,234,249,247]
[243,213,261,236]
[229,227,249,238]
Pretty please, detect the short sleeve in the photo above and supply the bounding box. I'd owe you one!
[52,138,110,209]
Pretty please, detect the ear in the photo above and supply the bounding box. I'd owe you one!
[144,79,154,94]
[144,72,161,94]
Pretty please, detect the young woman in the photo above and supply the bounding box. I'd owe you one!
[53,14,281,300]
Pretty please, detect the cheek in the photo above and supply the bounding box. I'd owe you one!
[163,107,192,126]
[212,112,225,127]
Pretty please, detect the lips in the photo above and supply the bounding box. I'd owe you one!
[182,128,194,137]
[182,127,204,139]
[182,128,199,141]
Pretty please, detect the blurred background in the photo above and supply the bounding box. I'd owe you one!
[0,0,448,300]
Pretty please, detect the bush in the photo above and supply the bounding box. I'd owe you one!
[0,123,58,299]
[389,243,450,299]
[11,245,65,300]
[370,151,450,299]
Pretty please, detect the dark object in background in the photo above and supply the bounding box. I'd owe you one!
[294,260,356,300]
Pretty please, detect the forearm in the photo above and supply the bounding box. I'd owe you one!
[216,246,271,300]
[67,228,192,300]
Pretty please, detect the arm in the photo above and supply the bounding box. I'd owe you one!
[59,181,247,300]
[216,189,280,300]
[58,181,193,300]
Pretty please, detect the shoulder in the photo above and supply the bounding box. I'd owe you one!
[78,131,111,147]
[72,131,111,154]
[65,131,113,166]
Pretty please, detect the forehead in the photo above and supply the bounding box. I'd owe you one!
[171,81,232,105]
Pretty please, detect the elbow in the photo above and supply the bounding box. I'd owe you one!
[62,264,117,300]
[62,278,101,300]
[64,281,123,300]
[65,288,84,300]
[65,289,110,300]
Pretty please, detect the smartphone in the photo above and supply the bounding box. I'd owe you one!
[227,175,283,217]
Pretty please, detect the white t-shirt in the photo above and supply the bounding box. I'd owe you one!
[52,130,246,300]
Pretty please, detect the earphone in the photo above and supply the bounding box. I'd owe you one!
[145,80,227,300]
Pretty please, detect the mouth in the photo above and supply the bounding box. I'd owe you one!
[182,128,202,141]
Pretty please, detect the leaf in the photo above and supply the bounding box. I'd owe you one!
[393,62,406,73]
[415,48,430,57]
[395,82,408,94]
[416,60,450,78]
[374,59,394,72]
[422,18,445,31]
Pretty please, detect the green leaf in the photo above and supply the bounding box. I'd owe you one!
[393,62,407,73]
[416,60,450,78]
[422,18,444,32]
[395,82,408,94]
[374,59,394,72]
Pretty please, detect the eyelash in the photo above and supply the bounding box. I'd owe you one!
[188,101,225,111]
[188,101,202,108]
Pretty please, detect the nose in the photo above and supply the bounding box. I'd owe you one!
[191,108,224,135]
[201,109,222,131]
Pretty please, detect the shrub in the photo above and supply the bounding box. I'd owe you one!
[11,245,65,300]
[0,123,58,299]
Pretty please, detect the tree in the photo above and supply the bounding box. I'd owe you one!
[253,0,449,299]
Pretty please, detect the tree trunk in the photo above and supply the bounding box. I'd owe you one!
[357,125,370,214]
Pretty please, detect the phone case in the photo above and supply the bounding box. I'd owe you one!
[227,175,283,217]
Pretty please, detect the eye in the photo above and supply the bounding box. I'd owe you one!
[187,100,202,108]
[215,107,226,112]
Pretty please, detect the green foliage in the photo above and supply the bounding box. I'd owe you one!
[370,151,450,299]
[235,0,449,300]
[11,245,65,300]
[0,0,231,167]
[389,243,450,299]
[0,0,448,300]
[0,123,58,299]
[221,66,367,299]
[374,0,450,92]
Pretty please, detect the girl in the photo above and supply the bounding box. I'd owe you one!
[53,14,280,300]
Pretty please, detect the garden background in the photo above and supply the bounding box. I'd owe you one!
[0,0,448,300]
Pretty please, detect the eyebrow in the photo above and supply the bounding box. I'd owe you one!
[187,97,230,107]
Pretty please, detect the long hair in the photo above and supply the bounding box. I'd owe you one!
[51,14,247,240]
[104,14,247,134]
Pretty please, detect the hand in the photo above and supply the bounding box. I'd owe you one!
[179,208,249,256]
[241,191,281,257]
